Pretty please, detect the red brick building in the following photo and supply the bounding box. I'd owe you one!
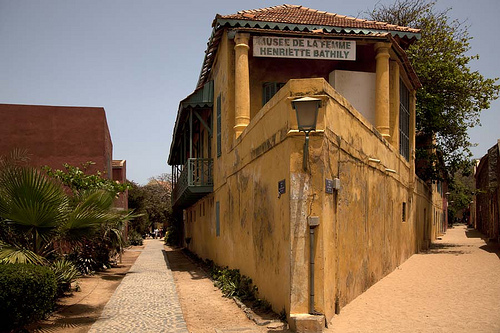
[475,140,500,242]
[0,104,127,209]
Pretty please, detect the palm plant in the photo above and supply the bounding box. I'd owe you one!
[0,166,67,264]
[0,163,127,265]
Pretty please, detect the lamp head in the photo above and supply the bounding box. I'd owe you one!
[292,97,321,132]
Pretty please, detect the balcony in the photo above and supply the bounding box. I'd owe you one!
[172,158,213,209]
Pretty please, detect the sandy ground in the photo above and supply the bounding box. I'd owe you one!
[28,246,143,333]
[326,224,500,333]
[164,246,285,333]
[28,241,279,333]
[28,225,500,333]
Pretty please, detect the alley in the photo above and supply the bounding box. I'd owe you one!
[326,224,500,333]
[87,239,188,333]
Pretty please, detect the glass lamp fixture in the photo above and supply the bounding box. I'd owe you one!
[292,97,321,171]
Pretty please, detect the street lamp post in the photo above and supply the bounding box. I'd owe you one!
[291,97,321,171]
[292,96,321,315]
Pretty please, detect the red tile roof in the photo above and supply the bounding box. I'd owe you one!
[218,4,419,33]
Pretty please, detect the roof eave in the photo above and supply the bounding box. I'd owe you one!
[167,81,214,166]
[215,18,421,40]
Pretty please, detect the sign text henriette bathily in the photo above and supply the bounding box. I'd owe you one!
[253,36,356,61]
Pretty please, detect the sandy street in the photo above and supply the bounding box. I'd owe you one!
[31,225,500,333]
[326,224,500,333]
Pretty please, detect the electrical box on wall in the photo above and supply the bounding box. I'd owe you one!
[333,178,341,190]
[308,216,320,227]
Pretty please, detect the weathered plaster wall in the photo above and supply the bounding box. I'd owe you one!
[284,79,441,322]
[185,72,295,313]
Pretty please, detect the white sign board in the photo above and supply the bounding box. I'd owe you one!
[253,36,356,61]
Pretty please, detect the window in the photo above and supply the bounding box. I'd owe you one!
[399,79,410,161]
[215,201,220,236]
[216,94,221,158]
[262,82,285,106]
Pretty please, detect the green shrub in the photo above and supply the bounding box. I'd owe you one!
[67,238,114,275]
[127,230,143,246]
[164,225,179,246]
[51,258,81,295]
[0,264,57,331]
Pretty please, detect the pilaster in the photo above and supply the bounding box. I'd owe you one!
[234,32,251,138]
[375,42,391,138]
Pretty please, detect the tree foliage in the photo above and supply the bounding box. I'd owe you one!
[127,174,172,235]
[447,169,475,222]
[43,162,129,196]
[367,0,499,180]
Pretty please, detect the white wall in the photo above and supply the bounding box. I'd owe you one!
[329,70,376,125]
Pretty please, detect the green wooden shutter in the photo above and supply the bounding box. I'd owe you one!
[217,94,221,158]
[216,201,220,236]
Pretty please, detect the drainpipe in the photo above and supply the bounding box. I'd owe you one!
[308,216,320,314]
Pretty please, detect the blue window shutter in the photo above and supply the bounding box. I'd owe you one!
[217,95,221,158]
[216,201,220,236]
[399,79,410,161]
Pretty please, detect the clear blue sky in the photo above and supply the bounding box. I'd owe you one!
[1,0,498,184]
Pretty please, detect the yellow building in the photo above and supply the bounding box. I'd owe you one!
[168,5,445,331]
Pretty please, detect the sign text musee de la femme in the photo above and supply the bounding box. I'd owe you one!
[253,36,356,61]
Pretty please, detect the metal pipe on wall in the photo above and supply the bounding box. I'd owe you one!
[309,225,315,314]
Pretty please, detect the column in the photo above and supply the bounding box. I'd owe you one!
[375,42,391,138]
[234,32,251,138]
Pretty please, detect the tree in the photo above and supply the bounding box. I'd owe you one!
[127,181,149,235]
[447,169,475,224]
[367,0,499,180]
[127,174,173,235]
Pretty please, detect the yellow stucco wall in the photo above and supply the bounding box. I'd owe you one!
[180,32,445,325]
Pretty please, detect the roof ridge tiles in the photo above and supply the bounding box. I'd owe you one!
[219,4,420,33]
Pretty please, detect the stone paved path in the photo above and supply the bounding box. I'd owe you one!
[88,239,188,333]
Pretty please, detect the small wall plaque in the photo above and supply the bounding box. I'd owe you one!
[278,179,286,197]
[325,179,334,194]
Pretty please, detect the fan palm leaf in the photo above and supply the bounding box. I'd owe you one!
[62,190,121,240]
[0,240,47,265]
[0,167,67,254]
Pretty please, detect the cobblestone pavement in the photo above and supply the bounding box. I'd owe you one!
[88,239,188,333]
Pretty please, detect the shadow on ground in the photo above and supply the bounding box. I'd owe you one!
[480,243,500,259]
[162,247,206,280]
[29,304,101,333]
[465,228,485,239]
[426,242,469,255]
[464,227,500,259]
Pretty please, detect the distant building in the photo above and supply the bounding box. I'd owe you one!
[475,139,500,242]
[112,159,128,211]
[167,5,445,330]
[0,103,127,210]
